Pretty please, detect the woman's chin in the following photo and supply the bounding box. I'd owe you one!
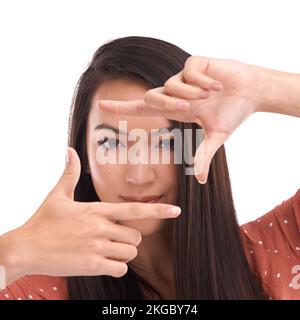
[116,219,165,236]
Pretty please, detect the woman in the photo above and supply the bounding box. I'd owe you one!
[0,36,299,300]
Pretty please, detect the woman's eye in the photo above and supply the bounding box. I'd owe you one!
[97,137,174,150]
[157,138,174,149]
[97,137,123,149]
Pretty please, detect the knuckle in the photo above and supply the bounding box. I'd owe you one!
[84,238,103,253]
[164,78,175,93]
[112,263,128,278]
[95,219,108,235]
[134,231,142,245]
[136,103,145,115]
[144,90,154,105]
[85,203,97,213]
[81,255,100,274]
[84,206,99,220]
[184,56,194,67]
[184,68,197,82]
[129,245,138,258]
[163,99,173,110]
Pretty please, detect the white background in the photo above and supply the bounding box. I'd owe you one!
[0,0,299,234]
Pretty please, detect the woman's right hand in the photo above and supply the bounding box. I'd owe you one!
[0,147,181,287]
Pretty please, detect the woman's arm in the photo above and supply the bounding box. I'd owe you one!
[0,229,27,288]
[254,66,300,117]
[98,57,300,182]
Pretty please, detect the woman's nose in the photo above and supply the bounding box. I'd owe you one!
[125,164,156,186]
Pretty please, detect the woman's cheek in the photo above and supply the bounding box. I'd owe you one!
[90,164,120,202]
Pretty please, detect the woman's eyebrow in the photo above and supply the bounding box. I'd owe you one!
[94,123,173,136]
[94,123,127,135]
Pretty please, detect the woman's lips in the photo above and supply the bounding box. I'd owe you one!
[119,194,164,203]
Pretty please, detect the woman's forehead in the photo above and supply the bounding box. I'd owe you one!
[93,77,150,101]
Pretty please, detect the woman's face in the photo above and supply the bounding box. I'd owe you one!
[86,78,178,236]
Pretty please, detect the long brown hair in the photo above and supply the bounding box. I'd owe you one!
[66,36,269,299]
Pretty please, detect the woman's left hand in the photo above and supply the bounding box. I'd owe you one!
[98,56,262,183]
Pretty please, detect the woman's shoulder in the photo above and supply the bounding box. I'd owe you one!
[240,187,300,253]
[240,188,300,299]
[0,274,68,300]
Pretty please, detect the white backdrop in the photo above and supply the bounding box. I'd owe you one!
[0,0,299,234]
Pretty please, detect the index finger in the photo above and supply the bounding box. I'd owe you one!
[97,99,163,117]
[89,202,181,222]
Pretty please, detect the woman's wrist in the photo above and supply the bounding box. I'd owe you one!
[253,65,300,118]
[0,228,29,288]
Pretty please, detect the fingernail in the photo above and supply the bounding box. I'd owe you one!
[197,178,207,184]
[211,83,223,91]
[166,206,181,216]
[176,101,190,111]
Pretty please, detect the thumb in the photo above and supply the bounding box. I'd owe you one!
[194,132,228,184]
[53,147,82,200]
